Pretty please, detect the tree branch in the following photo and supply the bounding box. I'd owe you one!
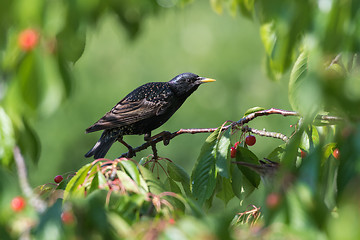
[118,108,342,158]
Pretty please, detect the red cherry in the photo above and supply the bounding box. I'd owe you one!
[18,29,39,51]
[332,148,340,159]
[230,147,236,158]
[266,193,281,209]
[245,135,256,146]
[168,218,176,224]
[300,150,307,158]
[234,141,240,149]
[54,175,63,183]
[61,211,75,224]
[11,196,26,212]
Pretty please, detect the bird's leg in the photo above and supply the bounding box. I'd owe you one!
[144,131,172,146]
[150,142,158,159]
[117,137,136,158]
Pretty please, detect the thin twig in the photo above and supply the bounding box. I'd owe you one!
[242,125,288,142]
[13,146,47,213]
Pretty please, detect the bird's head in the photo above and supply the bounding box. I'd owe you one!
[168,72,216,97]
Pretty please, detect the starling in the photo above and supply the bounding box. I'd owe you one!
[85,72,216,159]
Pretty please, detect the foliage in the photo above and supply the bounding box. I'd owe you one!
[1,0,360,239]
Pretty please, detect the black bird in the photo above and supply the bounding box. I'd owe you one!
[85,72,216,159]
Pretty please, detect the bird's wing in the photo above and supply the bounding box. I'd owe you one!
[86,98,170,133]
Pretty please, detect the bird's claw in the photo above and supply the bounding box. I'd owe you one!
[162,131,172,146]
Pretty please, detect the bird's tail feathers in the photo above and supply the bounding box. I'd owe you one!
[85,130,119,159]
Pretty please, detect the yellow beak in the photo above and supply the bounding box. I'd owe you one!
[199,77,216,83]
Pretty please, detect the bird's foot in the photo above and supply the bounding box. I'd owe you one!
[126,147,136,158]
[161,131,172,146]
[144,131,172,146]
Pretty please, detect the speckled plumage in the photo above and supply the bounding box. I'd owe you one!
[85,72,215,159]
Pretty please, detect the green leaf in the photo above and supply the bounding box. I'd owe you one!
[299,125,320,151]
[0,107,15,166]
[167,161,190,182]
[216,127,231,178]
[138,165,165,194]
[238,0,255,19]
[117,170,140,193]
[18,52,43,111]
[191,127,220,205]
[216,177,235,205]
[235,147,260,188]
[289,51,322,116]
[165,178,182,195]
[298,146,321,194]
[120,160,141,186]
[231,164,256,200]
[89,171,108,193]
[64,163,96,199]
[260,22,276,58]
[121,160,149,192]
[267,145,285,162]
[319,155,338,209]
[289,50,307,110]
[35,199,63,239]
[167,161,191,196]
[322,143,337,165]
[57,26,86,63]
[260,21,286,81]
[107,212,132,237]
[57,56,73,98]
[17,117,41,165]
[244,106,265,116]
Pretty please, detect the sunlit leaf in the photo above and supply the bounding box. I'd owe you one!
[244,106,265,116]
[89,171,108,193]
[289,51,323,116]
[216,127,231,178]
[64,163,96,199]
[191,127,220,205]
[117,170,140,193]
[120,160,141,186]
[299,125,320,151]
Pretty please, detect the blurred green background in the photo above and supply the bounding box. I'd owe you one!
[29,1,292,186]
